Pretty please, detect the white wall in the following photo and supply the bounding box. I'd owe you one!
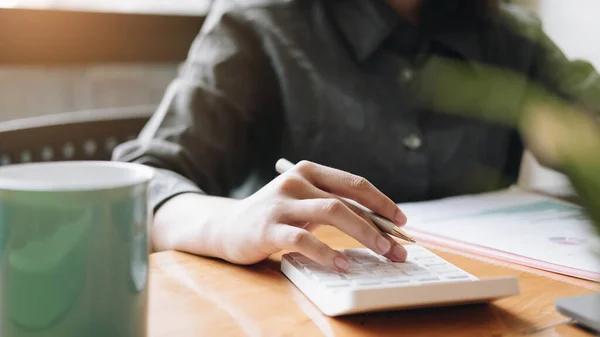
[0,64,177,121]
[0,0,211,122]
[536,0,600,68]
[512,0,600,66]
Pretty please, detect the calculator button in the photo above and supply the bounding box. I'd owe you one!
[392,261,419,268]
[346,275,377,281]
[432,269,460,275]
[344,250,373,257]
[389,262,411,268]
[312,273,344,281]
[323,281,352,288]
[410,256,433,260]
[352,256,381,263]
[346,272,370,278]
[403,269,430,276]
[420,260,447,266]
[354,279,381,286]
[344,270,373,276]
[383,278,412,284]
[372,269,402,276]
[362,262,395,270]
[344,273,375,280]
[429,265,456,272]
[436,270,463,276]
[346,267,367,273]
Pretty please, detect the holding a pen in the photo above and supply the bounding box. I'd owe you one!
[153,159,410,273]
[276,159,416,244]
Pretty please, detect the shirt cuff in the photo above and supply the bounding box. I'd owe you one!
[148,168,204,213]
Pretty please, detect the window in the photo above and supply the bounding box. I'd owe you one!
[0,0,212,16]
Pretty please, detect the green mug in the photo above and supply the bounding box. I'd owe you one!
[0,161,154,337]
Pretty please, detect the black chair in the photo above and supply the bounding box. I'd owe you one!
[0,105,155,166]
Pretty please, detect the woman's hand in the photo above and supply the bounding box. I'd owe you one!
[153,161,408,272]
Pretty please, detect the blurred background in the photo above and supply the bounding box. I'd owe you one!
[0,0,598,196]
[1,0,598,122]
[0,0,213,121]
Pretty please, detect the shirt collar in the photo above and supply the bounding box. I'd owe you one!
[433,30,483,62]
[326,0,483,62]
[326,0,400,61]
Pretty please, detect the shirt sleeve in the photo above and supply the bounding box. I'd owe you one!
[529,26,600,115]
[112,2,282,212]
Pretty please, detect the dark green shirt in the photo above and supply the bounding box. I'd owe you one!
[113,0,600,211]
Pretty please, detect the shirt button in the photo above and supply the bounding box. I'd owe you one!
[403,134,422,150]
[399,68,414,83]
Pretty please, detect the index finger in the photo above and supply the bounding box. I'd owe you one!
[292,161,407,226]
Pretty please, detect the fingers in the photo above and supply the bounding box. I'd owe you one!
[280,198,393,256]
[381,236,408,262]
[268,162,409,262]
[267,225,350,272]
[349,204,408,263]
[292,161,407,226]
[272,174,331,200]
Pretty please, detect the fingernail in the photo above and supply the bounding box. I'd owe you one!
[392,245,407,262]
[376,236,392,254]
[395,209,407,226]
[334,257,350,272]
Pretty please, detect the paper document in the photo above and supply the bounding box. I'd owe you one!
[400,188,600,282]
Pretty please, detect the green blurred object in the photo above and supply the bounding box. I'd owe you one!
[0,162,153,337]
[417,55,600,235]
[525,105,600,236]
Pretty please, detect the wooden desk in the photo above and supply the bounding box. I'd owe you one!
[148,227,599,337]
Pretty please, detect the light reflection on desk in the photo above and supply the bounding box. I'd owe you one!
[147,227,599,337]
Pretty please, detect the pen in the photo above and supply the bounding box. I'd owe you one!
[275,159,416,244]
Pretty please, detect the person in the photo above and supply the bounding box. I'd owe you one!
[113,0,600,272]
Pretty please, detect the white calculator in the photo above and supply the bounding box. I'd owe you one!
[281,245,520,316]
